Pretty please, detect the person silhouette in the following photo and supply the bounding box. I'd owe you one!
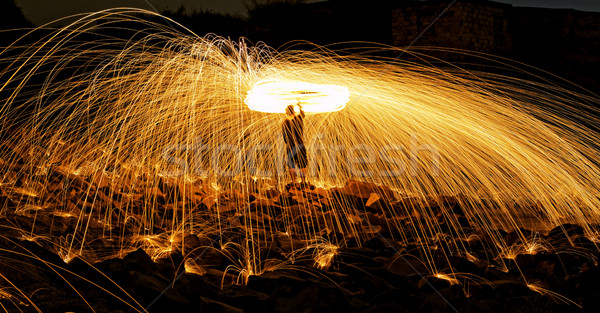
[282,102,307,187]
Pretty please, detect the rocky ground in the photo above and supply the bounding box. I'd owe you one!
[0,158,599,312]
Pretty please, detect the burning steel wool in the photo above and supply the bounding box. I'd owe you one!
[244,80,350,113]
[0,8,599,311]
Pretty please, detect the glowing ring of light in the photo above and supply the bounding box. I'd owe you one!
[245,80,350,113]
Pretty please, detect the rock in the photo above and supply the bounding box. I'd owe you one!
[248,271,350,313]
[547,224,585,240]
[196,296,245,313]
[277,192,300,207]
[572,235,597,250]
[491,280,536,299]
[446,256,485,275]
[329,189,364,212]
[181,233,203,252]
[127,269,190,307]
[385,255,429,277]
[94,257,126,278]
[504,228,535,246]
[365,192,394,214]
[577,264,600,310]
[417,275,455,292]
[205,268,238,286]
[421,285,466,312]
[365,193,380,207]
[263,188,280,199]
[275,233,308,253]
[123,248,161,275]
[338,247,378,264]
[187,246,225,269]
[514,253,537,272]
[220,284,269,312]
[171,273,220,299]
[156,251,185,279]
[250,197,281,212]
[342,180,396,201]
[258,243,285,261]
[364,236,388,251]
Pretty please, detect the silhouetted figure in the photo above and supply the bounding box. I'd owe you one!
[282,103,307,185]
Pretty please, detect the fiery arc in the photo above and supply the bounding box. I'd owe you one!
[0,8,598,306]
[244,80,350,113]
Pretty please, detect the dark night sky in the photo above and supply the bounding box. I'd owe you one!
[15,0,600,25]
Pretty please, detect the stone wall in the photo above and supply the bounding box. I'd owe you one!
[392,0,512,54]
[391,0,600,93]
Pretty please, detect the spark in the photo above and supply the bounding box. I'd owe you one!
[527,283,580,306]
[434,273,460,285]
[184,258,206,276]
[0,8,598,303]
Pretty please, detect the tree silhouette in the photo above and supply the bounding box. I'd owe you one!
[160,5,245,39]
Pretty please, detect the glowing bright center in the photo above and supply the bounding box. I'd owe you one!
[244,80,350,113]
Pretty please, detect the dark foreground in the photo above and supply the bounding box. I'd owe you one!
[0,172,599,312]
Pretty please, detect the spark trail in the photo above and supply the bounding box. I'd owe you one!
[0,8,599,302]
